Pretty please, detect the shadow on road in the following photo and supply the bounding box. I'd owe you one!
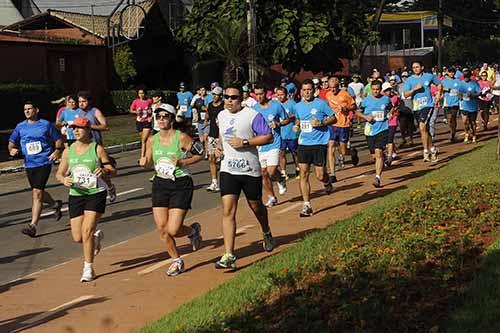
[0,278,35,295]
[0,247,52,265]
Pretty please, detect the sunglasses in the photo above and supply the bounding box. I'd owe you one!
[223,94,240,100]
[157,114,171,120]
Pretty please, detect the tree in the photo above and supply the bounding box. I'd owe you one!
[113,45,137,87]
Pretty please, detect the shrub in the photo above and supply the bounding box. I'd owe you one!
[110,90,178,114]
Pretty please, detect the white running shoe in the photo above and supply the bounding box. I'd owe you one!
[265,196,278,208]
[108,184,117,203]
[94,230,104,256]
[277,179,287,195]
[80,266,95,282]
[206,182,220,192]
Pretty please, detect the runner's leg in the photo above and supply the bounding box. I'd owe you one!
[299,163,311,202]
[31,188,44,227]
[81,211,100,264]
[140,128,151,158]
[221,195,238,254]
[247,199,270,234]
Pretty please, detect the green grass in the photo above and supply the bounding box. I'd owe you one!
[104,114,139,147]
[140,140,500,333]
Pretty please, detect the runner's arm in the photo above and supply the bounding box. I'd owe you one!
[7,141,19,157]
[55,148,72,187]
[179,133,203,167]
[129,100,137,115]
[96,144,117,178]
[93,109,109,132]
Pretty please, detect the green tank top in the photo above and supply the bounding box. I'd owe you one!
[68,142,106,196]
[152,130,189,180]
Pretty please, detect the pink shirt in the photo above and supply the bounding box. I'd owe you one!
[479,81,493,101]
[388,95,400,127]
[130,98,153,122]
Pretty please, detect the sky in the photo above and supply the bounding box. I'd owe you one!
[34,0,126,15]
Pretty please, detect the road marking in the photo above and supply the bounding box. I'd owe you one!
[408,151,421,157]
[137,254,189,276]
[49,295,96,312]
[216,224,256,239]
[354,174,367,179]
[277,202,302,214]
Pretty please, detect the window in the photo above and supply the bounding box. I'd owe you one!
[59,58,65,72]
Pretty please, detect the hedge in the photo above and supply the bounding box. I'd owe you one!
[110,90,178,114]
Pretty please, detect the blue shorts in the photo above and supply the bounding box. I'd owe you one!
[280,139,298,154]
[197,123,209,136]
[329,126,350,143]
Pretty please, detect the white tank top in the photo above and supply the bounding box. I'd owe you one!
[218,107,262,177]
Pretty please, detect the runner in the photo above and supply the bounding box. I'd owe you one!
[318,75,330,100]
[129,88,153,159]
[56,95,79,147]
[241,85,257,108]
[206,86,225,192]
[292,79,336,217]
[478,71,493,131]
[276,86,300,180]
[253,84,290,207]
[382,82,400,166]
[493,70,500,115]
[403,61,442,162]
[397,71,415,147]
[192,86,211,153]
[214,85,275,269]
[77,91,117,202]
[356,80,392,187]
[325,75,356,182]
[458,68,481,143]
[177,82,194,127]
[8,101,64,237]
[441,68,461,142]
[55,117,116,282]
[151,90,165,134]
[139,104,203,276]
[348,74,365,108]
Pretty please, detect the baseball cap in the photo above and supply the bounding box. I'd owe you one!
[382,82,393,91]
[312,78,320,84]
[210,82,219,90]
[389,75,397,81]
[352,73,361,78]
[281,77,289,83]
[154,103,176,115]
[179,82,186,88]
[242,85,250,92]
[212,86,223,95]
[401,71,409,77]
[69,117,91,129]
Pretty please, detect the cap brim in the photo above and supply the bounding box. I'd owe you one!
[68,124,89,129]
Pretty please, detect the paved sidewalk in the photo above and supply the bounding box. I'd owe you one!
[0,121,498,333]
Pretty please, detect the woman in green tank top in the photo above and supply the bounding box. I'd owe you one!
[56,117,116,282]
[139,105,204,277]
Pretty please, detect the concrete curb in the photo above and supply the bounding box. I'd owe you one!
[0,141,141,175]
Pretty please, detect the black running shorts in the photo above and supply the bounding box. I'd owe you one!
[152,176,193,209]
[219,172,262,201]
[68,191,107,218]
[297,144,327,167]
[26,164,52,190]
[366,130,388,154]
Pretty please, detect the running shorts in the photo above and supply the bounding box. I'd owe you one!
[329,126,350,143]
[416,107,434,124]
[387,126,397,144]
[197,122,210,137]
[461,111,478,121]
[280,139,298,154]
[444,106,459,118]
[26,164,52,190]
[366,130,388,154]
[152,176,193,210]
[297,144,327,167]
[68,191,107,218]
[258,149,280,168]
[136,121,152,132]
[478,100,491,112]
[219,172,262,201]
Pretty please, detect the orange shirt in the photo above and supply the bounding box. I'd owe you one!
[325,89,355,127]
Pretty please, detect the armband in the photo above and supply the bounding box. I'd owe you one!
[190,141,205,155]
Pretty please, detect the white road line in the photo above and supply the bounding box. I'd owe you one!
[276,202,302,214]
[49,295,96,312]
[216,224,256,239]
[408,151,421,157]
[354,174,367,179]
[137,254,190,276]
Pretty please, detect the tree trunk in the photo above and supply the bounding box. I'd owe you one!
[355,0,386,72]
[223,63,234,87]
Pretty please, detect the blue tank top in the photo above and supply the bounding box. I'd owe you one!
[78,107,103,145]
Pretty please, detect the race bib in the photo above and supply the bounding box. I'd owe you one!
[180,105,188,112]
[372,111,385,122]
[449,89,458,96]
[155,158,176,180]
[300,120,312,133]
[26,141,42,155]
[415,96,428,109]
[227,158,251,172]
[462,95,471,101]
[72,166,97,189]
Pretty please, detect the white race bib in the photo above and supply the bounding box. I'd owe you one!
[463,95,471,101]
[372,111,385,122]
[26,141,42,155]
[300,120,312,133]
[227,158,251,172]
[449,89,458,96]
[180,105,188,112]
[155,158,176,180]
[416,96,428,107]
[72,166,97,189]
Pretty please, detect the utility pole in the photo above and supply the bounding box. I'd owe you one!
[91,4,96,45]
[437,0,443,69]
[246,0,257,85]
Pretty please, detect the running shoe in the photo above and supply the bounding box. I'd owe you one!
[265,196,278,208]
[373,176,382,188]
[329,175,338,183]
[423,151,431,162]
[337,156,345,169]
[94,230,104,256]
[21,224,36,238]
[277,178,287,195]
[53,200,63,221]
[108,184,117,203]
[206,182,220,192]
[324,180,333,195]
[464,134,469,144]
[299,203,313,217]
[472,136,477,144]
[188,222,202,251]
[431,150,438,163]
[351,148,359,166]
[262,231,275,252]
[215,253,237,269]
[295,168,301,180]
[167,258,185,277]
[281,171,289,181]
[80,266,95,282]
[346,141,351,150]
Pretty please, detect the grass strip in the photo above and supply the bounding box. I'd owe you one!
[141,140,500,333]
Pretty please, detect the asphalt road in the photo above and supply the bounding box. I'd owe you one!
[0,127,375,285]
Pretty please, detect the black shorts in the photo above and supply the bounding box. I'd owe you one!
[366,130,388,154]
[152,176,193,209]
[26,164,52,190]
[136,121,152,132]
[219,172,262,201]
[478,100,491,111]
[444,106,459,118]
[461,111,478,121]
[387,126,397,144]
[297,145,327,167]
[68,191,107,218]
[416,107,434,124]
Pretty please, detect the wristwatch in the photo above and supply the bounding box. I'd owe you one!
[242,139,250,147]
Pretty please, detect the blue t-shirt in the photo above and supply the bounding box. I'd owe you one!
[347,86,356,97]
[442,78,460,108]
[58,108,80,140]
[360,95,391,136]
[177,91,194,118]
[403,73,440,111]
[9,119,61,169]
[280,99,298,140]
[286,82,297,96]
[458,80,481,112]
[292,98,334,146]
[254,100,287,152]
[455,70,464,80]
